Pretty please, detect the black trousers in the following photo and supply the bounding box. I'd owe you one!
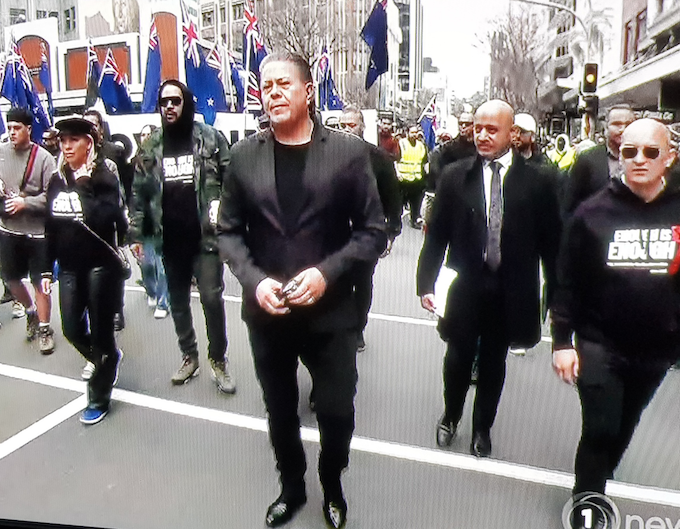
[163,251,227,361]
[442,269,509,434]
[59,266,119,410]
[573,339,671,495]
[399,179,425,225]
[248,321,357,500]
[354,259,379,334]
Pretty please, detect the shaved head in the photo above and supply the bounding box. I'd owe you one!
[620,118,676,202]
[474,100,515,160]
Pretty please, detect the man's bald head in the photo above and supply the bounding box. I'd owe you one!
[620,118,676,202]
[474,100,515,160]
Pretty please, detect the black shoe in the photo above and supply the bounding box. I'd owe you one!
[436,414,457,447]
[265,494,306,528]
[323,497,347,529]
[470,431,492,457]
[113,313,125,332]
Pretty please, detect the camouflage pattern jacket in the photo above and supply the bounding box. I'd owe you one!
[129,122,229,253]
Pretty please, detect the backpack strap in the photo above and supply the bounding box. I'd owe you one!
[19,144,40,193]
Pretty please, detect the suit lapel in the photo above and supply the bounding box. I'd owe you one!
[257,131,285,234]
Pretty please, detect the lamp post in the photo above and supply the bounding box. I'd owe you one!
[511,0,598,139]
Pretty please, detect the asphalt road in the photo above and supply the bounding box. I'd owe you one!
[1,226,679,529]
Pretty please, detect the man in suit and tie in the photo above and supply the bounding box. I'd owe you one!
[416,100,562,457]
[218,51,386,528]
[564,104,636,215]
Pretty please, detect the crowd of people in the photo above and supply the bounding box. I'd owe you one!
[1,50,679,529]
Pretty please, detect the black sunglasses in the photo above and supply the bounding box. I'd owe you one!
[160,96,183,108]
[620,146,661,160]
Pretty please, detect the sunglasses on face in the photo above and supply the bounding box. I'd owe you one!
[160,96,183,108]
[620,146,661,160]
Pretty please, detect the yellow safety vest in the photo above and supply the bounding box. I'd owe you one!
[396,138,426,182]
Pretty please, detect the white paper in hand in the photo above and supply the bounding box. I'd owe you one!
[433,265,458,318]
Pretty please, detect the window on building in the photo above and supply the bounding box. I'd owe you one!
[637,10,647,42]
[9,8,27,24]
[64,6,76,32]
[202,9,214,28]
[37,10,48,19]
[556,44,569,57]
[49,11,58,19]
[233,2,245,21]
[220,6,226,23]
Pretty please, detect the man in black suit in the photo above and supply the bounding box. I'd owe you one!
[338,106,401,351]
[416,100,562,457]
[564,104,636,215]
[218,51,386,529]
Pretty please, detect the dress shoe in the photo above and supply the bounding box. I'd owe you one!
[436,414,457,447]
[470,431,492,457]
[323,497,347,528]
[265,494,306,527]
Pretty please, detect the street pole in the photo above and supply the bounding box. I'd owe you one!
[510,0,596,140]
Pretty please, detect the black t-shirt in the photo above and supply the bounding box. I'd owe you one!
[274,140,311,233]
[162,150,201,256]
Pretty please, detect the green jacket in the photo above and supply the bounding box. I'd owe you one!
[129,122,229,253]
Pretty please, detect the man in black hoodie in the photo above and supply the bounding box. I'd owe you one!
[130,80,235,394]
[552,119,679,528]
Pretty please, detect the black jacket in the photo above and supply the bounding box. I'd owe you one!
[416,154,562,347]
[218,123,387,330]
[369,143,402,239]
[428,137,477,191]
[551,178,680,361]
[564,144,611,216]
[46,160,127,273]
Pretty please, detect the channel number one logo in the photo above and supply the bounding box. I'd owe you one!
[562,492,621,529]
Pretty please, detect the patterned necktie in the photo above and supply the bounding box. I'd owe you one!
[486,161,502,270]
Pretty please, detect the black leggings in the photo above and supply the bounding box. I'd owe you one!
[59,266,119,410]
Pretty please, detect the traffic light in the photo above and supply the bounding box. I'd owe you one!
[584,95,599,116]
[582,63,598,93]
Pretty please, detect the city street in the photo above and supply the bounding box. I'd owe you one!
[1,226,679,529]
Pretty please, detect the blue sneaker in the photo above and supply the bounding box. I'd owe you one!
[80,406,108,425]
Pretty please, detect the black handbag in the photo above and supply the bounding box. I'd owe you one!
[77,220,132,280]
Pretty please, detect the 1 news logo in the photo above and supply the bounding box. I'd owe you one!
[562,493,621,529]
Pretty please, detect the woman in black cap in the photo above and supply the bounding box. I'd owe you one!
[42,117,127,424]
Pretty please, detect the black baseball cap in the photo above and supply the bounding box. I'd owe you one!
[55,117,97,137]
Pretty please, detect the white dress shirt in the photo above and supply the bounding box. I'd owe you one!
[482,149,513,221]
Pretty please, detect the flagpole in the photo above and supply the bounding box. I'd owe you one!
[243,33,251,137]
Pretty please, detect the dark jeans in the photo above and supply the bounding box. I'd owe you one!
[399,179,425,225]
[248,321,357,500]
[443,269,509,434]
[573,339,670,495]
[163,250,227,361]
[59,267,119,410]
[354,259,379,333]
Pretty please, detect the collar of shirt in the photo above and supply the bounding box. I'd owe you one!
[482,150,513,217]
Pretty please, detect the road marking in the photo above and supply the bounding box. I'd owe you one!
[123,285,554,342]
[0,362,677,508]
[0,394,87,461]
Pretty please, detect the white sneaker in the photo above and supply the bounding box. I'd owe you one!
[147,296,156,308]
[12,301,25,319]
[81,361,96,381]
[154,307,168,319]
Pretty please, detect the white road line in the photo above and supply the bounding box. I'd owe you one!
[0,394,87,461]
[0,363,678,508]
[123,285,556,341]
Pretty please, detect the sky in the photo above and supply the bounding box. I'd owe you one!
[421,0,511,98]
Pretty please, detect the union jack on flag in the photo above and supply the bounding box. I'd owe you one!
[149,18,159,51]
[418,95,438,151]
[180,0,200,68]
[206,44,223,80]
[244,0,265,51]
[102,49,127,86]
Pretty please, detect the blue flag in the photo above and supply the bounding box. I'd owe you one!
[315,48,343,111]
[243,0,267,114]
[361,0,388,90]
[99,49,134,114]
[85,41,102,109]
[418,96,437,151]
[180,0,228,125]
[227,52,245,112]
[38,43,54,124]
[142,16,162,113]
[0,36,51,142]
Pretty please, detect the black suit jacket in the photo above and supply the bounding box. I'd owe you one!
[218,124,387,331]
[564,144,610,216]
[416,154,562,347]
